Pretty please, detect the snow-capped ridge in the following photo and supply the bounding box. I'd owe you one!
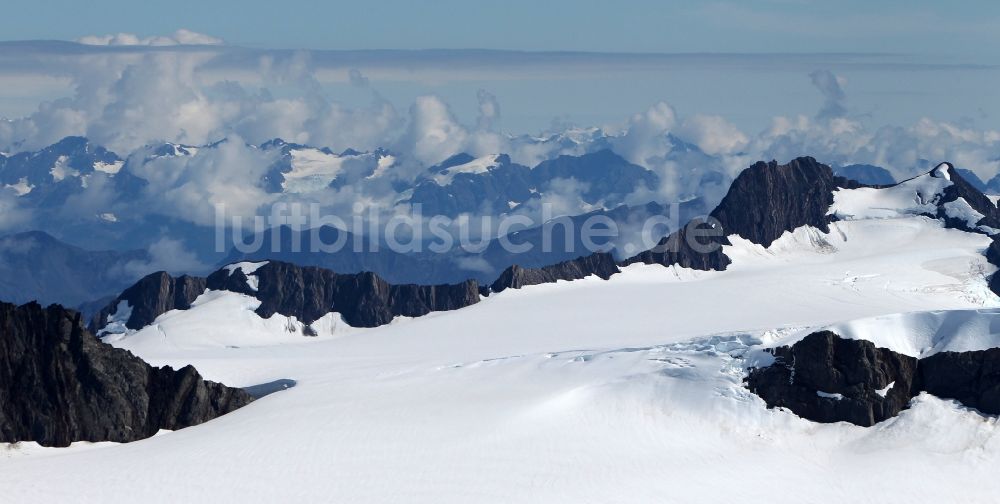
[773,309,1000,358]
[830,160,1000,235]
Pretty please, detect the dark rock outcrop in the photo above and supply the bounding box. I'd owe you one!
[748,331,1000,425]
[985,237,1000,297]
[711,157,858,248]
[489,252,620,293]
[627,157,856,270]
[622,216,731,271]
[984,241,1000,308]
[933,163,1000,233]
[745,331,918,426]
[0,301,251,447]
[206,262,481,328]
[920,349,1000,415]
[91,271,207,332]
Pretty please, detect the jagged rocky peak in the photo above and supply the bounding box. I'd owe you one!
[628,157,1000,274]
[932,162,1000,232]
[95,253,628,336]
[827,161,1000,235]
[489,252,620,294]
[710,156,856,248]
[747,330,1000,426]
[206,261,483,329]
[626,157,849,271]
[92,271,207,333]
[622,215,731,271]
[0,301,252,447]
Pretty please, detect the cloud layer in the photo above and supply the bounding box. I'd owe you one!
[2,35,1000,239]
[76,29,223,47]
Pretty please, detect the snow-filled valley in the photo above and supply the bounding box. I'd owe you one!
[5,208,1000,503]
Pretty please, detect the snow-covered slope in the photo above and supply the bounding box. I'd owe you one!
[430,154,501,185]
[9,158,1000,502]
[830,162,1000,234]
[5,208,1000,502]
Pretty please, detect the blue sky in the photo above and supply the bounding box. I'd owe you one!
[2,0,998,59]
[2,0,1000,174]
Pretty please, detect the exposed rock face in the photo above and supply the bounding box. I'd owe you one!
[710,157,858,248]
[206,262,482,328]
[91,271,207,332]
[745,331,918,426]
[96,255,627,334]
[747,332,1000,425]
[627,157,855,270]
[0,301,251,447]
[920,349,1000,415]
[984,237,1000,297]
[934,164,1000,232]
[622,217,731,271]
[489,252,620,293]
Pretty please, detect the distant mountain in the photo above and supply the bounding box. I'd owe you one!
[956,168,988,192]
[834,164,895,185]
[0,136,121,191]
[406,149,659,217]
[258,138,395,193]
[0,231,150,307]
[407,153,533,216]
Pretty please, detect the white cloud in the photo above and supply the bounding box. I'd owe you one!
[77,29,223,47]
[476,89,500,131]
[611,102,677,167]
[1,41,1000,235]
[0,192,30,231]
[401,95,470,165]
[809,70,847,120]
[675,114,748,156]
[118,237,209,278]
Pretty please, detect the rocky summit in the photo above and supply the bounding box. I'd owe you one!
[0,301,251,447]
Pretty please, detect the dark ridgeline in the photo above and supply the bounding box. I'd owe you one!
[0,301,252,447]
[90,271,206,332]
[14,153,1000,443]
[933,162,1000,232]
[747,331,1000,426]
[95,156,1000,335]
[488,252,619,294]
[206,262,481,328]
[627,156,861,270]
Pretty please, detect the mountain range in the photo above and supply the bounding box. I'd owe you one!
[7,154,1000,502]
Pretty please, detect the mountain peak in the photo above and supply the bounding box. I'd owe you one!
[709,156,847,248]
